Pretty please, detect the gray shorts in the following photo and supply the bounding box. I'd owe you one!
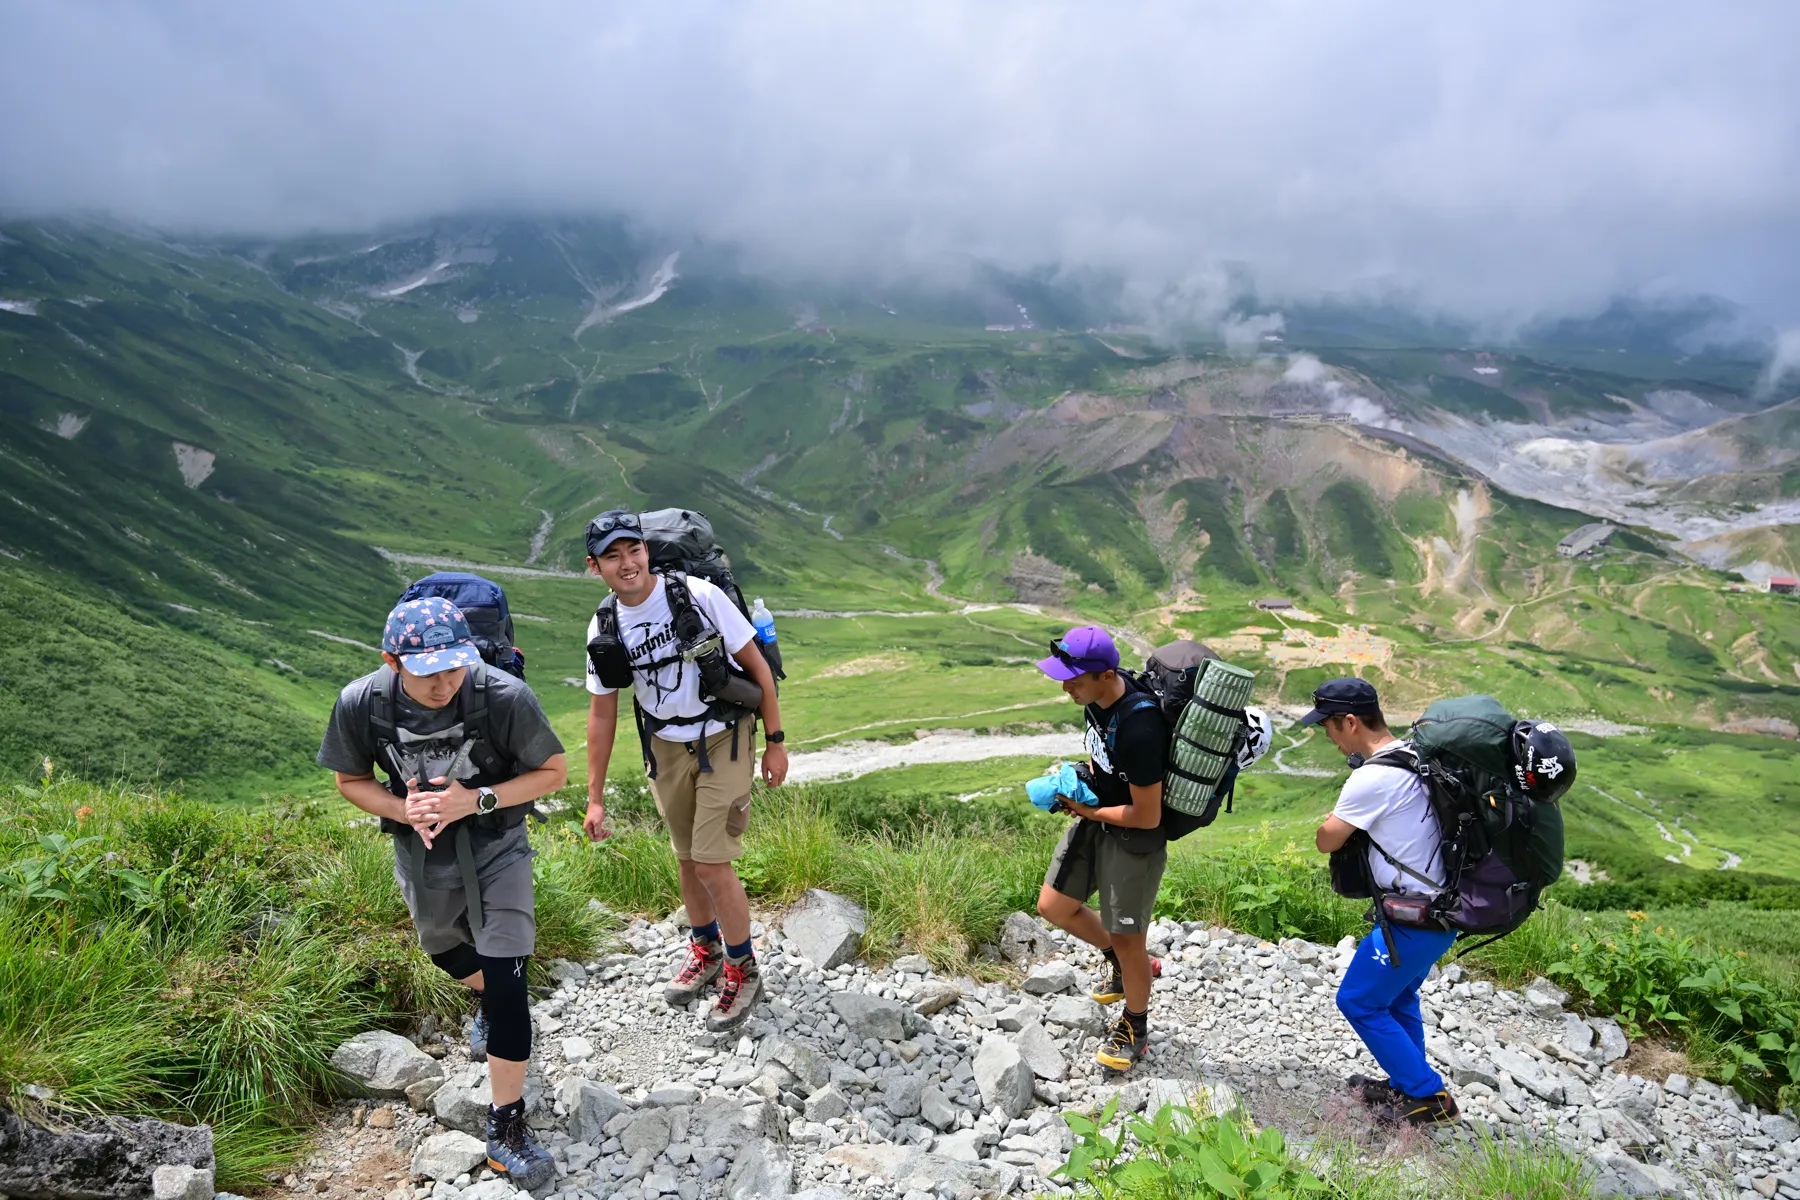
[1045,821,1168,936]
[393,843,537,959]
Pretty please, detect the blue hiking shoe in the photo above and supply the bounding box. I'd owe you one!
[486,1105,555,1190]
[468,1009,490,1062]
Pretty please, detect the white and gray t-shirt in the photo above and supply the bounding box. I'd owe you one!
[585,574,757,742]
[1332,745,1444,895]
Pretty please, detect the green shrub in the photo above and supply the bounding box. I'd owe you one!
[1056,1095,1327,1198]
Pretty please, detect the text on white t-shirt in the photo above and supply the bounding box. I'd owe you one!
[585,574,757,742]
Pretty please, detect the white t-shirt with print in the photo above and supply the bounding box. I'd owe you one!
[585,574,757,742]
[1331,745,1445,895]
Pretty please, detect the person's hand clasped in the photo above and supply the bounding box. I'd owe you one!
[583,796,611,843]
[760,743,789,788]
[404,776,478,848]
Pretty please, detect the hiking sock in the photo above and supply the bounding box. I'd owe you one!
[1124,1007,1147,1037]
[692,920,721,944]
[726,937,754,963]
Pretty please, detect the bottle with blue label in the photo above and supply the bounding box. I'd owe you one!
[750,598,785,680]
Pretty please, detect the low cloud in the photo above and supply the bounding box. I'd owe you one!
[1756,329,1800,398]
[2,2,1798,325]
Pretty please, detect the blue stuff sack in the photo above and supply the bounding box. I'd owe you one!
[1027,762,1098,812]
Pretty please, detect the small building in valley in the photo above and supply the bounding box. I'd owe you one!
[1770,576,1799,595]
[1254,598,1294,611]
[1557,522,1617,558]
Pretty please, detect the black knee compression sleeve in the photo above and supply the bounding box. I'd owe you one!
[478,954,532,1062]
[430,944,483,982]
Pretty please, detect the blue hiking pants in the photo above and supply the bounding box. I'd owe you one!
[1335,923,1459,1099]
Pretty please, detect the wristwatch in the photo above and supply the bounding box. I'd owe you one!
[475,786,500,815]
[764,730,785,744]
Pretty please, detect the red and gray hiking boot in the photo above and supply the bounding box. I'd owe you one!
[485,1104,554,1190]
[1094,1014,1148,1072]
[705,956,761,1033]
[1376,1088,1461,1127]
[664,938,723,1007]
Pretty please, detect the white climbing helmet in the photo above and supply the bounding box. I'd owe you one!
[1237,706,1273,769]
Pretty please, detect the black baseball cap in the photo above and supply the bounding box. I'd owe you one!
[1298,677,1382,726]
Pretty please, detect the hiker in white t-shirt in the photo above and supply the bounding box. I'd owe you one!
[1309,678,1462,1128]
[580,510,786,1036]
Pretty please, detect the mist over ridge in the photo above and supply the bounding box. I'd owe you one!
[3,0,1799,338]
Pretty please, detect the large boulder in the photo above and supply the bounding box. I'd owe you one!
[783,890,868,969]
[330,1030,444,1098]
[411,1131,487,1181]
[0,1109,214,1200]
[150,1165,213,1200]
[998,912,1056,965]
[1022,962,1078,996]
[1046,994,1105,1036]
[558,1077,629,1145]
[830,992,906,1042]
[975,1034,1035,1119]
[1013,1020,1067,1081]
[725,1138,793,1200]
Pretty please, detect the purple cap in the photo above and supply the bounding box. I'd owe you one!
[1036,625,1121,681]
[382,596,483,676]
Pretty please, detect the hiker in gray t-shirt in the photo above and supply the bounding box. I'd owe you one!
[318,596,565,1189]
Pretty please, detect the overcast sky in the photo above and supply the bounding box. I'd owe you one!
[4,2,1798,327]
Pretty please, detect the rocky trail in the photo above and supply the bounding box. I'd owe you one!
[301,896,1800,1200]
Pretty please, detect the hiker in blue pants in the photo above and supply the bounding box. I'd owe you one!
[1307,678,1462,1127]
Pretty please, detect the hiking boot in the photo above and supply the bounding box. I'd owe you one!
[1376,1089,1461,1127]
[1091,956,1161,1005]
[1091,960,1126,1005]
[468,1009,490,1063]
[486,1106,555,1190]
[706,956,761,1033]
[1345,1073,1398,1106]
[1094,1014,1147,1072]
[664,937,723,1007]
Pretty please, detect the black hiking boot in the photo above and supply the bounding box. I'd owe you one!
[1094,1013,1147,1072]
[1376,1088,1461,1127]
[1345,1072,1399,1106]
[485,1103,554,1189]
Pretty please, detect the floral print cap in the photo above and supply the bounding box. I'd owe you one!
[381,596,483,676]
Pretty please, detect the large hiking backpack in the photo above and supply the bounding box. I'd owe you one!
[1338,694,1569,949]
[397,572,526,680]
[1113,640,1272,841]
[634,508,784,680]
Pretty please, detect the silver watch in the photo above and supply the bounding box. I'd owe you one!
[476,786,500,815]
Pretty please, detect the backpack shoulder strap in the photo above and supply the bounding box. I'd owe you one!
[369,668,399,746]
[660,570,707,640]
[1105,691,1162,753]
[595,594,619,636]
[1365,742,1420,772]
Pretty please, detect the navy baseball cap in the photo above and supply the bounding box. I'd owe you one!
[382,596,483,676]
[1298,677,1382,725]
[1037,626,1121,681]
[585,509,644,557]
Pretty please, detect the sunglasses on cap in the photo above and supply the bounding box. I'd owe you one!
[591,512,642,535]
[1048,639,1105,670]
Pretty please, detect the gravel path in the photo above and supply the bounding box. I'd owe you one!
[320,910,1799,1200]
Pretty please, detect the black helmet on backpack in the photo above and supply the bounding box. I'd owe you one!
[1510,721,1576,804]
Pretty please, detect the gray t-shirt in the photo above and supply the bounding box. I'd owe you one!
[318,663,564,886]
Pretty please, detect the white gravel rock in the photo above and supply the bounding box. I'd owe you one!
[150,1165,213,1200]
[410,1131,487,1181]
[1022,961,1079,996]
[783,890,868,969]
[330,1030,444,1098]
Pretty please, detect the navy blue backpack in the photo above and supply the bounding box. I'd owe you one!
[397,572,527,680]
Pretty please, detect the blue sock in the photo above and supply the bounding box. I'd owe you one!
[691,920,720,943]
[726,937,754,962]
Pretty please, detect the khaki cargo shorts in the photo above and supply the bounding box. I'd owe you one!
[1045,820,1167,936]
[649,727,755,864]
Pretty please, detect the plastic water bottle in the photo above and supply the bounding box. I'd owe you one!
[751,597,777,647]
